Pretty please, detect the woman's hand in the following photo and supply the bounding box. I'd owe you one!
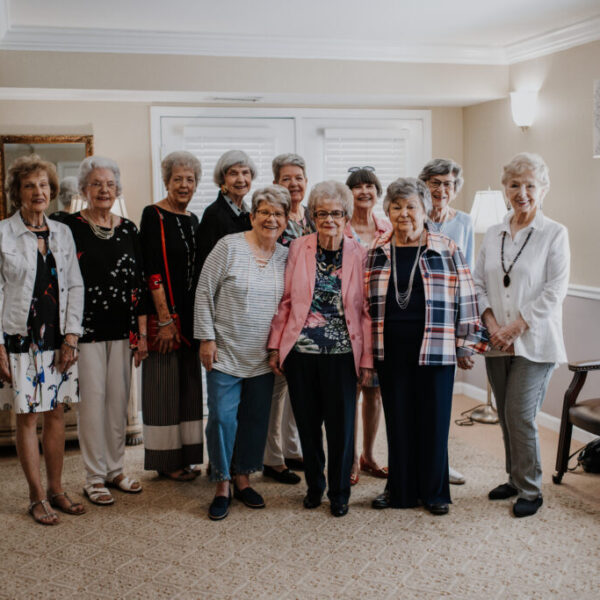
[359,367,375,387]
[0,344,11,384]
[489,316,527,352]
[457,355,475,370]
[200,340,218,372]
[156,321,180,354]
[133,335,148,367]
[268,350,283,376]
[58,333,79,374]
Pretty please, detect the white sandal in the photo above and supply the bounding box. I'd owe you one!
[83,483,115,505]
[106,475,142,494]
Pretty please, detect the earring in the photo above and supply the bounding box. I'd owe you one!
[221,184,228,195]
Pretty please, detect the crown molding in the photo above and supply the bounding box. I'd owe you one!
[0,24,506,64]
[506,14,600,63]
[1,14,599,65]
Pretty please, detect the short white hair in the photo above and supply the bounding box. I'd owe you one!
[213,150,257,187]
[78,156,122,196]
[307,181,353,219]
[161,151,202,189]
[501,152,550,189]
[250,185,291,216]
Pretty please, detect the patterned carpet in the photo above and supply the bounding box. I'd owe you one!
[1,433,599,600]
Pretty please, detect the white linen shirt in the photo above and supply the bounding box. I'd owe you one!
[473,210,569,364]
[0,212,84,339]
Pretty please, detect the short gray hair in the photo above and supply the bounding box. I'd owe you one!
[161,151,202,189]
[383,177,430,216]
[307,180,354,220]
[272,153,306,181]
[213,150,257,187]
[58,176,78,208]
[501,152,550,189]
[78,156,122,196]
[418,158,464,194]
[250,185,291,216]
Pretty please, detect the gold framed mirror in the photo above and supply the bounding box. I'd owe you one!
[0,134,94,219]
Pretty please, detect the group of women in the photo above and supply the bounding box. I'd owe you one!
[0,147,569,525]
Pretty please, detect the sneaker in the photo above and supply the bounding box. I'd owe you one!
[449,466,466,485]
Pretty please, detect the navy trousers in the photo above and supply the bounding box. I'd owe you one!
[284,350,357,505]
[376,321,455,508]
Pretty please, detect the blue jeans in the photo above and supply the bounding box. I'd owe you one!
[205,369,274,482]
[485,356,554,500]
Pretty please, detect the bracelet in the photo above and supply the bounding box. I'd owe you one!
[62,341,78,351]
[139,333,147,338]
[158,318,174,327]
[268,349,279,356]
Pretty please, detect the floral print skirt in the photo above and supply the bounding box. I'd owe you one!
[1,347,79,414]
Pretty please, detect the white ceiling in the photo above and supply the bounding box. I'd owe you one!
[2,0,600,64]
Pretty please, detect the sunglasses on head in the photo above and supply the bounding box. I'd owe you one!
[347,166,376,173]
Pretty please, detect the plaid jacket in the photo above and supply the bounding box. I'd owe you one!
[365,229,488,364]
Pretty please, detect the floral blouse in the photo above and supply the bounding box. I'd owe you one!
[279,213,315,247]
[294,242,352,354]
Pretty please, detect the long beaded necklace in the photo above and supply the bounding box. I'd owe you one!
[391,231,425,309]
[500,229,533,287]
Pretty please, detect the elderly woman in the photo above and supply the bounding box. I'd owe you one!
[365,178,486,515]
[268,181,373,517]
[344,167,392,486]
[261,154,313,485]
[419,158,474,485]
[474,153,569,518]
[58,156,147,505]
[0,155,84,524]
[140,151,203,481]
[195,185,290,520]
[273,153,315,246]
[50,176,78,223]
[196,149,256,273]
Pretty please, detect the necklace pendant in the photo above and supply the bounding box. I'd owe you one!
[503,274,510,288]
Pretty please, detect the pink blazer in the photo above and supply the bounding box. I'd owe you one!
[268,233,373,376]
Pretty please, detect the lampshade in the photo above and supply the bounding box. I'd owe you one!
[470,189,507,233]
[510,91,538,128]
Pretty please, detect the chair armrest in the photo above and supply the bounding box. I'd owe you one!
[568,359,600,372]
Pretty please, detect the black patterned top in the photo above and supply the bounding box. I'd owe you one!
[294,242,352,355]
[59,213,146,346]
[140,205,199,340]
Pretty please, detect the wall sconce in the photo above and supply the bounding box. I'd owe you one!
[510,90,538,131]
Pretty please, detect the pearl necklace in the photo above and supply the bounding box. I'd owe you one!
[81,210,115,240]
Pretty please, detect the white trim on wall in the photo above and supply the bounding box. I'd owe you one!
[1,14,600,65]
[453,382,597,444]
[567,284,600,301]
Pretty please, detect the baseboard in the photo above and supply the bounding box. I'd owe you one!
[454,383,597,444]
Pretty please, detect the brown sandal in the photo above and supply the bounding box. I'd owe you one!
[28,499,59,525]
[48,492,86,515]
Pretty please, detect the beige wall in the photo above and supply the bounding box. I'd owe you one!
[463,40,600,287]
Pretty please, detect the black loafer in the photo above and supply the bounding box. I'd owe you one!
[303,493,322,509]
[208,492,231,521]
[330,502,349,517]
[233,485,265,509]
[425,503,449,515]
[263,465,301,485]
[488,483,518,500]
[371,491,391,509]
[513,496,543,518]
[285,458,305,472]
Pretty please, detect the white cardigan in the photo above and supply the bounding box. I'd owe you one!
[473,210,569,364]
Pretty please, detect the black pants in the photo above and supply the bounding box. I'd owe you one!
[376,321,454,508]
[284,350,357,505]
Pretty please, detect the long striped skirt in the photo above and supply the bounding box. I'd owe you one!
[142,345,203,472]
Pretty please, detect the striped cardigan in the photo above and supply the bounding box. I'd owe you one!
[365,229,488,364]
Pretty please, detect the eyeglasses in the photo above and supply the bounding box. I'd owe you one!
[88,181,116,190]
[313,210,346,220]
[428,179,455,191]
[347,166,375,173]
[255,209,286,219]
